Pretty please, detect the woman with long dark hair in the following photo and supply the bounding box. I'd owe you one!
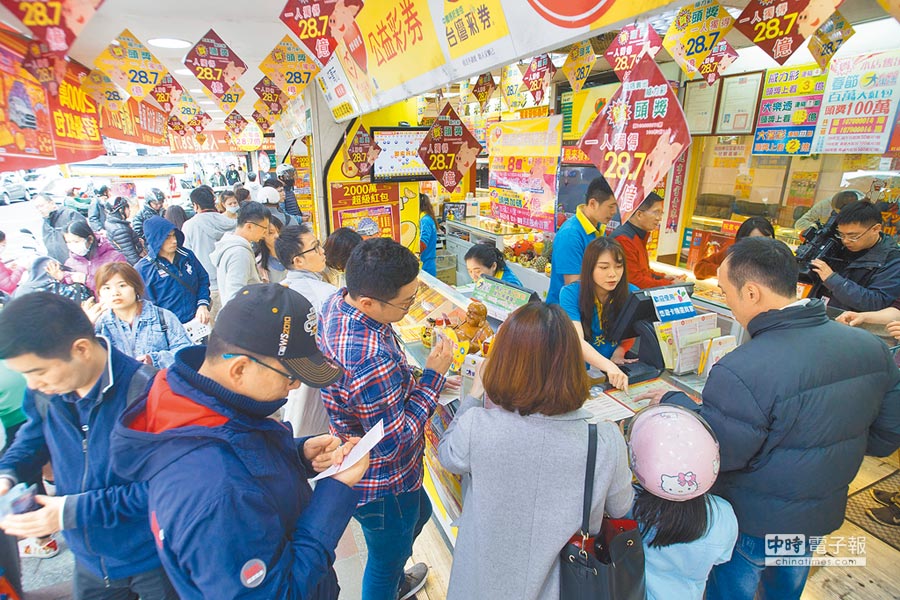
[558,237,633,390]
[322,227,362,287]
[419,193,438,276]
[464,241,523,286]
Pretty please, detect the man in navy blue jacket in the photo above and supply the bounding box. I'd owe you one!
[0,293,175,599]
[111,284,368,599]
[136,216,211,325]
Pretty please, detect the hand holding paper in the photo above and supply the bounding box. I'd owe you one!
[311,420,383,483]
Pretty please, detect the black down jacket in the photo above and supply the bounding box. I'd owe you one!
[103,214,143,265]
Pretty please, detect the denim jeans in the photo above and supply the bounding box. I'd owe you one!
[706,532,812,600]
[74,562,178,600]
[354,488,432,600]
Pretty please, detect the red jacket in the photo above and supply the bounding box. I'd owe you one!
[0,261,23,294]
[611,222,674,289]
[694,247,728,280]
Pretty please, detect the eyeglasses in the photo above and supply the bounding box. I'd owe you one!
[835,224,876,243]
[368,289,419,312]
[297,239,323,256]
[222,353,296,382]
[246,221,269,230]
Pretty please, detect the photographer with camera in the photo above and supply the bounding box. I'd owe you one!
[810,201,900,312]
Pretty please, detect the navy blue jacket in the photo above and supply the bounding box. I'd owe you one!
[666,300,900,537]
[821,234,900,312]
[136,217,210,323]
[0,343,162,580]
[110,347,360,600]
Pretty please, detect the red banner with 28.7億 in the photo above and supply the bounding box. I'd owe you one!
[0,29,105,171]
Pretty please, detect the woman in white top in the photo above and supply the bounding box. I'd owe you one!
[274,223,338,436]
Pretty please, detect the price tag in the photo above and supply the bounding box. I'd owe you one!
[521,54,556,106]
[663,0,734,77]
[417,102,482,193]
[94,29,167,101]
[259,35,321,98]
[472,72,496,112]
[605,23,662,81]
[578,53,691,221]
[184,29,247,98]
[280,0,337,67]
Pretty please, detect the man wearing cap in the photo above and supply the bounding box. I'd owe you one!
[88,185,110,232]
[133,189,166,243]
[111,284,369,599]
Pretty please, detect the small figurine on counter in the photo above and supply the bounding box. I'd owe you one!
[455,300,494,353]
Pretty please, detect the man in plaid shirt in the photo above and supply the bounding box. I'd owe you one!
[318,238,453,600]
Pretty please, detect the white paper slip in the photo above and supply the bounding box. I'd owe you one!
[583,397,634,422]
[311,419,384,481]
[182,317,211,344]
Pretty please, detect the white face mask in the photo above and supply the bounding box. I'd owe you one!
[68,242,89,256]
[225,205,240,214]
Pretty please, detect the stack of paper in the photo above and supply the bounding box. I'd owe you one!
[699,335,737,378]
[670,313,719,375]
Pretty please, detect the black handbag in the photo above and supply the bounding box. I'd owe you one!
[559,423,646,600]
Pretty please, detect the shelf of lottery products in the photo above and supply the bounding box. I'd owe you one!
[397,272,713,547]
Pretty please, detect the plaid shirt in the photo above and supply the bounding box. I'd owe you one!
[318,289,445,505]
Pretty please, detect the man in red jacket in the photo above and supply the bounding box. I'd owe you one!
[611,192,686,289]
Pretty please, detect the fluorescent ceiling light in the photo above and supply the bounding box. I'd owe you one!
[207,109,224,113]
[190,88,203,93]
[174,68,192,76]
[198,100,215,105]
[148,38,192,49]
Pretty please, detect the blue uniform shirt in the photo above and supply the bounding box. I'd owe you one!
[420,213,437,276]
[559,281,638,358]
[494,267,522,287]
[547,205,602,304]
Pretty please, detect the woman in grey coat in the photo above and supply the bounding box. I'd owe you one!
[438,302,634,600]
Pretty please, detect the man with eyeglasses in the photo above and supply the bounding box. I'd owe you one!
[111,283,369,599]
[318,238,454,600]
[210,201,270,308]
[612,192,687,289]
[810,200,900,312]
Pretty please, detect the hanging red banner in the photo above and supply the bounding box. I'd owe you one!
[148,74,182,115]
[418,103,481,193]
[167,116,187,137]
[253,76,288,114]
[99,96,168,146]
[578,53,692,220]
[344,123,380,178]
[184,29,247,98]
[21,40,66,95]
[224,110,248,135]
[698,39,739,85]
[280,0,341,67]
[605,23,663,81]
[521,54,556,106]
[472,72,496,111]
[252,110,272,132]
[0,0,105,55]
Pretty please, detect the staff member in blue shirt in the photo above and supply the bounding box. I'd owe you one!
[465,242,522,286]
[559,238,632,390]
[419,194,438,277]
[547,177,619,304]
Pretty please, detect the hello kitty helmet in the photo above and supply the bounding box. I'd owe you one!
[626,404,720,501]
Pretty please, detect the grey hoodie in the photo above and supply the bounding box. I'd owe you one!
[210,232,261,307]
[182,211,235,290]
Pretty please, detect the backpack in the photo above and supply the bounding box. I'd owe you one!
[33,364,158,421]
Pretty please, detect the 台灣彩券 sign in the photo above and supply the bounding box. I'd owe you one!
[418,103,482,193]
[184,29,247,98]
[811,50,900,155]
[753,63,826,156]
[578,53,692,220]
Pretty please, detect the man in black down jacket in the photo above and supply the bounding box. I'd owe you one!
[103,197,143,265]
[810,200,900,312]
[650,238,900,600]
[32,194,86,264]
[132,189,165,243]
[87,185,110,232]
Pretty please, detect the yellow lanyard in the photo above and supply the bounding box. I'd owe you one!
[593,296,606,346]
[495,268,504,280]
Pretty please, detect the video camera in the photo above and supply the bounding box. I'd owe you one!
[796,211,843,284]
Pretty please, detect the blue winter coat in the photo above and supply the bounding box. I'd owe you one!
[665,299,900,537]
[135,217,210,323]
[95,300,193,368]
[110,347,360,600]
[420,213,437,276]
[0,343,162,580]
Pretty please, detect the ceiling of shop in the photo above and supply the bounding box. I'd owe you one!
[0,0,892,131]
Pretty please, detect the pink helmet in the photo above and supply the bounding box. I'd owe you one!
[627,404,720,501]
